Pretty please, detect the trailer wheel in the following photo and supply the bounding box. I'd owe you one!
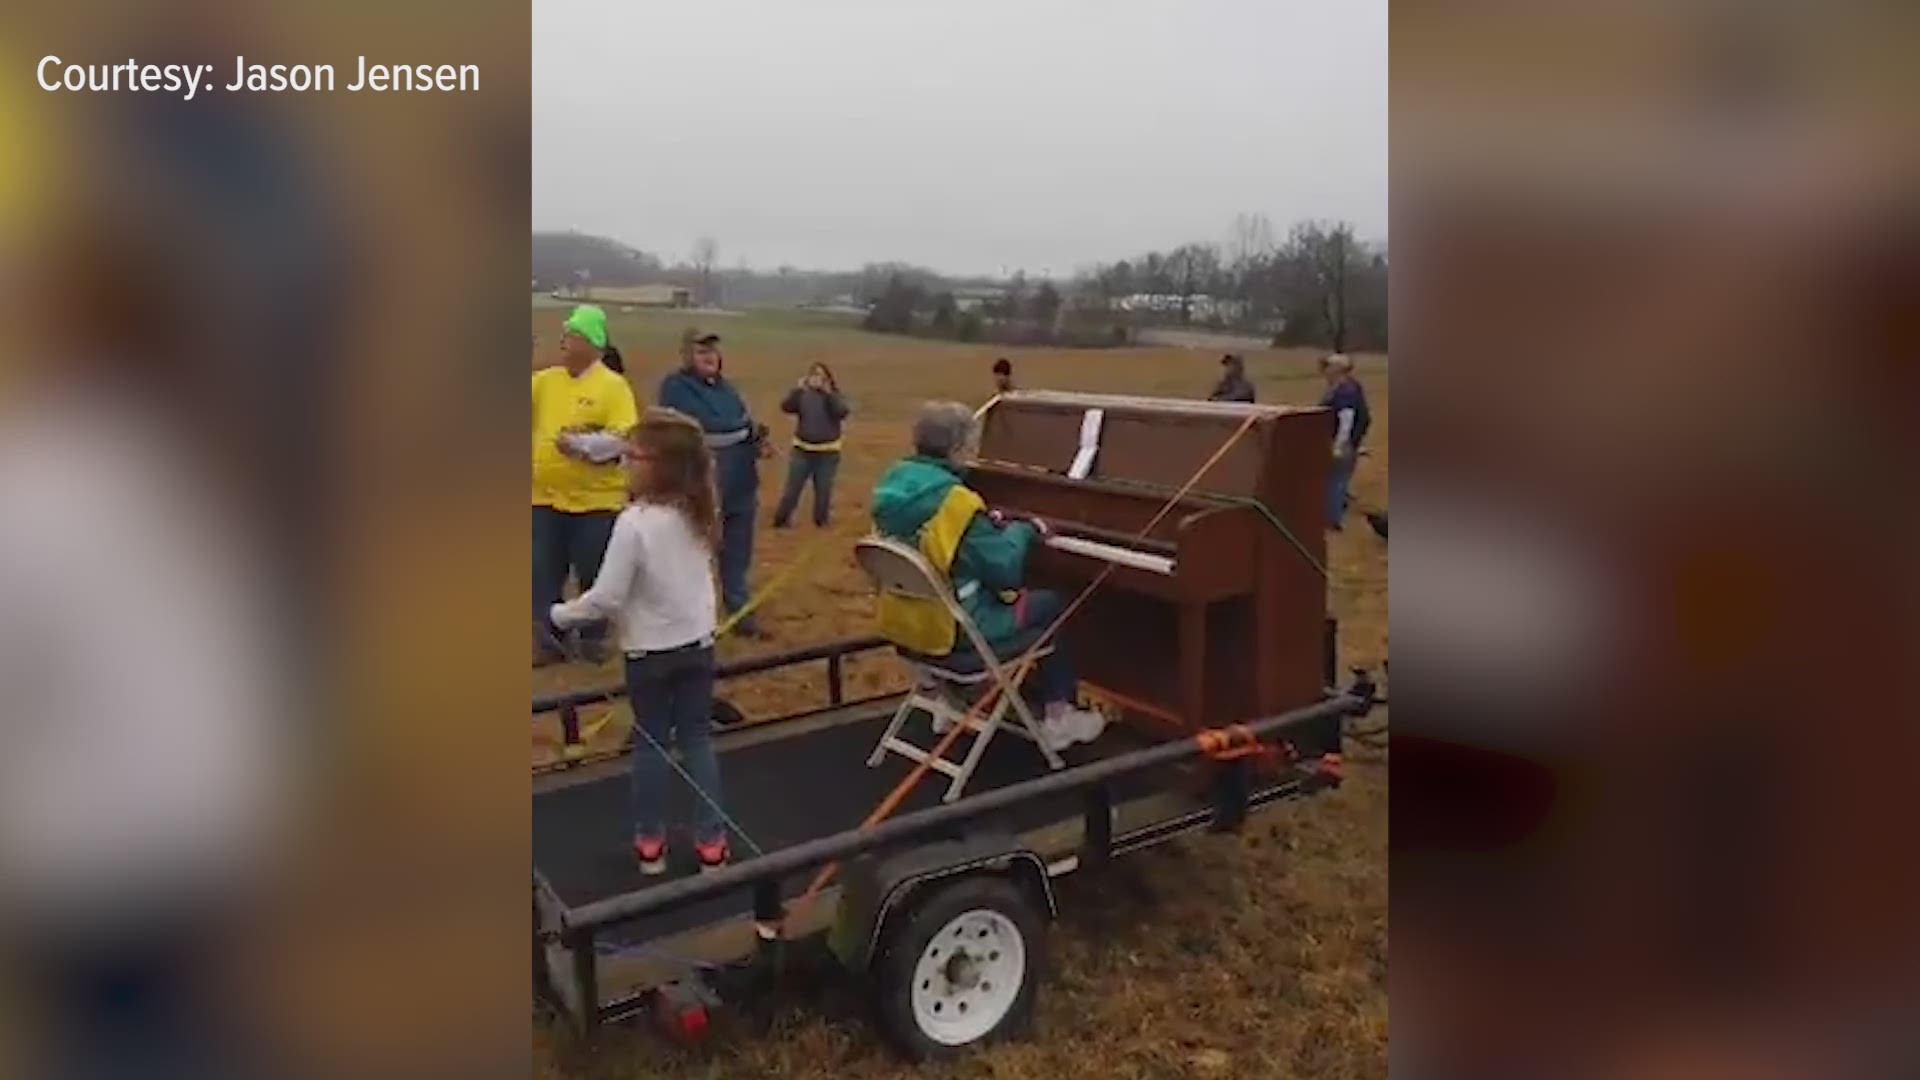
[874,875,1044,1060]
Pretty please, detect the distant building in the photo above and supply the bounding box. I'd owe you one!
[577,283,692,308]
[1112,293,1248,322]
[952,286,1007,313]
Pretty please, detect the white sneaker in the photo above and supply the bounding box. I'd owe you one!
[930,710,954,735]
[1051,707,1105,746]
[1071,707,1108,744]
[1039,715,1077,751]
[1040,708,1103,749]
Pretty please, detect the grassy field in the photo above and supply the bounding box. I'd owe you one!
[531,308,1388,1079]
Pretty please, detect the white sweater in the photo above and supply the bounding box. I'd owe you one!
[550,502,718,653]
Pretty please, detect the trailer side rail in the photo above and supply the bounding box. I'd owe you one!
[535,636,896,768]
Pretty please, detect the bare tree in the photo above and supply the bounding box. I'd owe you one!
[1224,212,1277,316]
[999,271,1030,321]
[1275,221,1360,350]
[691,235,719,306]
[1226,213,1276,275]
[1312,223,1353,353]
[1140,252,1170,296]
[1079,259,1135,308]
[1163,243,1222,324]
[1029,281,1064,330]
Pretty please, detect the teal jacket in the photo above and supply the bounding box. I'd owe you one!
[870,456,1035,646]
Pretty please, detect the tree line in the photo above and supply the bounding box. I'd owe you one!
[1077,215,1386,351]
[532,214,1387,352]
[532,232,987,310]
[861,215,1385,351]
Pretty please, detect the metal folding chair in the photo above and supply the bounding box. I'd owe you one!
[854,536,1066,802]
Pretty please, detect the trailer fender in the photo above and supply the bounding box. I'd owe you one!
[828,833,1053,972]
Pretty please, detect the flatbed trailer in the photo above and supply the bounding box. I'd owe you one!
[533,633,1376,1061]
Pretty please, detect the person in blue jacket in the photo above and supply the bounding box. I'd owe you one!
[1319,353,1372,531]
[658,328,771,638]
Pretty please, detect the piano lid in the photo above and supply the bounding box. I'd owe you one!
[986,390,1319,420]
[977,390,1328,499]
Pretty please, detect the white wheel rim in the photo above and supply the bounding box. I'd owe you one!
[908,908,1026,1046]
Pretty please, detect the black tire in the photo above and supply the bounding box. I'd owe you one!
[872,874,1046,1061]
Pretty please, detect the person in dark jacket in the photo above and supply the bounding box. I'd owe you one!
[657,328,770,637]
[1209,353,1256,402]
[1319,353,1372,530]
[773,362,850,528]
[991,357,1015,394]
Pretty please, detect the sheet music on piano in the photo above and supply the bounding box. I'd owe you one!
[1066,408,1103,480]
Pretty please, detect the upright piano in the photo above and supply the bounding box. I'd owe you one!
[968,391,1332,739]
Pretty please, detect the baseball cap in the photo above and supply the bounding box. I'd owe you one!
[562,305,609,349]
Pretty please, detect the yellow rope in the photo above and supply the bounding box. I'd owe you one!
[579,703,626,743]
[715,533,837,638]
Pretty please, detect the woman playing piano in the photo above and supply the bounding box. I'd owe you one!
[870,402,1107,750]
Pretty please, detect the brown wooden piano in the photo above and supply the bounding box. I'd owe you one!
[968,391,1332,740]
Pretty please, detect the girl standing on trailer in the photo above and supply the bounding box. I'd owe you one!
[550,409,732,873]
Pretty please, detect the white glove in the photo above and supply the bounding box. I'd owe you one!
[1332,441,1351,460]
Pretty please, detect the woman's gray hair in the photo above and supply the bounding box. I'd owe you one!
[1321,352,1353,373]
[912,401,978,461]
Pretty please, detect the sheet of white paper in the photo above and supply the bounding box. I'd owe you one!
[561,431,627,463]
[1067,408,1104,479]
[1079,407,1104,446]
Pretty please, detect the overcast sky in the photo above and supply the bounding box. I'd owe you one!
[533,0,1386,277]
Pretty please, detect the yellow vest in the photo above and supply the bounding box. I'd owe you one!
[532,363,639,513]
[876,486,984,657]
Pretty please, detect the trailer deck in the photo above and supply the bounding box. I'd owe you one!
[535,698,1170,945]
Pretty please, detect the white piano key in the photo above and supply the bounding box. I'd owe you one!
[1043,534,1176,576]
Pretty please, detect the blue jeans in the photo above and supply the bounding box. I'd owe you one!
[983,589,1078,706]
[773,449,840,527]
[718,507,756,627]
[1327,453,1358,529]
[533,507,615,644]
[626,646,725,844]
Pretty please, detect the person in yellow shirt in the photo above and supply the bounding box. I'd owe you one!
[533,305,639,663]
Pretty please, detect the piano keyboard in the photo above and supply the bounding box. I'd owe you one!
[1044,534,1176,576]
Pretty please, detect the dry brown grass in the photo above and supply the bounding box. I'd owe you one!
[532,309,1387,1078]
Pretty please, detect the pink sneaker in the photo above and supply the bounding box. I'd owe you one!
[634,834,668,876]
[694,836,730,873]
